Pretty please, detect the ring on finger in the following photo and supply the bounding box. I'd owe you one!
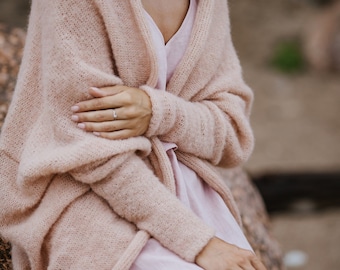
[112,109,118,120]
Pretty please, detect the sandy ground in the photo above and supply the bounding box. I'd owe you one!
[0,0,339,269]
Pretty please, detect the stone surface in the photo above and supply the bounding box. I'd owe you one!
[0,237,11,270]
[304,1,340,72]
[221,167,285,270]
[0,24,26,270]
[0,24,25,131]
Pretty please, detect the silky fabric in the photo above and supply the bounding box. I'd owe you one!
[131,1,252,268]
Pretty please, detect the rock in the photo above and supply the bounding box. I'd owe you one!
[0,24,25,131]
[220,167,285,270]
[0,237,11,270]
[0,24,26,270]
[304,1,340,72]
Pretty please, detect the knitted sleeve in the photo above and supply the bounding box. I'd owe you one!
[87,153,215,263]
[143,2,254,168]
[0,0,214,262]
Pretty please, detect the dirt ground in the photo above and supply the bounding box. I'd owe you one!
[0,0,339,269]
[271,209,340,270]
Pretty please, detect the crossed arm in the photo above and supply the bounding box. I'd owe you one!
[70,85,265,270]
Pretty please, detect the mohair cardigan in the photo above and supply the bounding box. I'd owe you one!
[0,0,254,269]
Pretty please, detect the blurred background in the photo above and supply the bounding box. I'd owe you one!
[228,0,340,269]
[0,0,339,269]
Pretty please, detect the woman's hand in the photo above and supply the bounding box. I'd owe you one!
[196,237,267,270]
[71,85,152,140]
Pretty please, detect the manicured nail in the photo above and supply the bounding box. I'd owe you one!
[93,132,100,136]
[71,115,79,122]
[77,123,85,129]
[71,106,79,112]
[90,87,101,92]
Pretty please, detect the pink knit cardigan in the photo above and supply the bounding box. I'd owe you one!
[0,0,254,269]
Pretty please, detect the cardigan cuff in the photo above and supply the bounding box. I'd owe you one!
[175,225,215,262]
[140,85,174,138]
[90,152,216,263]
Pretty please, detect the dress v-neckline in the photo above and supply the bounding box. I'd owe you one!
[129,0,214,94]
[142,0,193,45]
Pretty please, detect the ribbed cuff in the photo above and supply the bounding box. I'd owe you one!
[140,85,174,138]
[177,225,215,263]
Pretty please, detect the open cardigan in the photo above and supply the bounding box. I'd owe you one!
[0,0,254,269]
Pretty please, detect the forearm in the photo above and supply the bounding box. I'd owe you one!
[142,82,254,167]
[90,153,214,262]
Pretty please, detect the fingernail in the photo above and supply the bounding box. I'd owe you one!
[77,123,85,129]
[93,132,100,136]
[71,106,79,112]
[71,115,79,122]
[90,87,101,92]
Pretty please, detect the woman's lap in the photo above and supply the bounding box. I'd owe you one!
[131,154,252,269]
[131,238,203,270]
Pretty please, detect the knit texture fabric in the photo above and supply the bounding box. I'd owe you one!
[0,0,254,269]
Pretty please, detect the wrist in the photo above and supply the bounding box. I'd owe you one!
[195,237,219,267]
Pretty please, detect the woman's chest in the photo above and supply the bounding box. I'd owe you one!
[141,0,190,43]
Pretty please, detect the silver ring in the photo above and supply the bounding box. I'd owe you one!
[112,109,118,120]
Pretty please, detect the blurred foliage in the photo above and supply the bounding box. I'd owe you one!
[271,39,305,73]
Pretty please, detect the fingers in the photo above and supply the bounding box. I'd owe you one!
[75,114,149,132]
[72,94,126,112]
[71,85,151,139]
[251,257,267,270]
[94,129,135,140]
[235,250,259,270]
[75,115,149,139]
[77,120,128,132]
[72,106,149,131]
[76,119,143,140]
[238,250,267,270]
[72,105,149,123]
[72,108,125,123]
[88,85,126,98]
[73,86,143,112]
[195,237,266,270]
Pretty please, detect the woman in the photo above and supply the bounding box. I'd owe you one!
[0,0,266,269]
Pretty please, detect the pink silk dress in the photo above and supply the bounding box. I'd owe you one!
[131,1,253,269]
